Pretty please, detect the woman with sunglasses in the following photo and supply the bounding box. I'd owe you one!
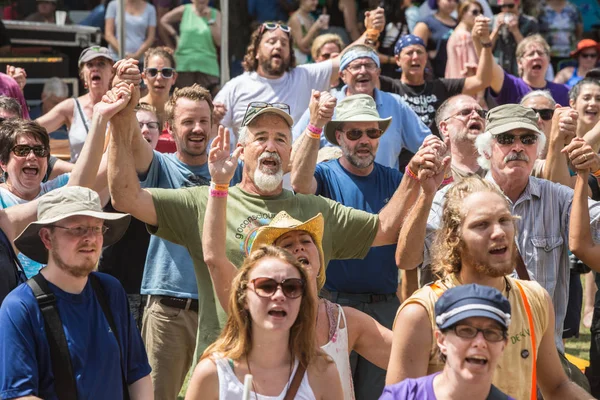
[445,0,483,80]
[139,47,178,128]
[198,126,393,400]
[185,245,343,399]
[554,40,600,88]
[381,284,514,400]
[160,0,221,96]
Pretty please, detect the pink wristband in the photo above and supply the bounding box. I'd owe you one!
[306,123,323,139]
[405,166,419,182]
[209,189,228,198]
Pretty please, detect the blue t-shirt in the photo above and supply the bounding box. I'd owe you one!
[139,151,211,299]
[0,174,70,278]
[0,272,151,400]
[315,160,402,294]
[380,373,515,399]
[293,87,431,171]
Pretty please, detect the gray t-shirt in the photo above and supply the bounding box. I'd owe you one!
[105,1,157,60]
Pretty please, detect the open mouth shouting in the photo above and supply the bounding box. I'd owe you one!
[268,306,288,318]
[90,72,102,83]
[258,152,281,174]
[584,107,599,119]
[465,354,488,366]
[530,61,543,72]
[22,164,40,178]
[489,245,507,256]
[467,120,483,131]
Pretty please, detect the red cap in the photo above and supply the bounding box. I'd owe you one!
[570,39,600,58]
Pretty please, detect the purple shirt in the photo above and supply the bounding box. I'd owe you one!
[492,71,570,107]
[379,373,515,400]
[0,73,29,119]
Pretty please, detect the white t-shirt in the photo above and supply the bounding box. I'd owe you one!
[215,61,333,142]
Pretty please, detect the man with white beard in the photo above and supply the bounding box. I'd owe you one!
[108,84,431,366]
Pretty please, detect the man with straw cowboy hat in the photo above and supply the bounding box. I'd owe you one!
[0,186,153,400]
[292,92,448,399]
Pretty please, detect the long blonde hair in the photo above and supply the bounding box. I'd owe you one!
[202,245,322,368]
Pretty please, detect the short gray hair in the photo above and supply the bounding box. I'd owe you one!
[42,77,69,98]
[475,130,547,170]
[0,96,22,118]
[520,90,556,108]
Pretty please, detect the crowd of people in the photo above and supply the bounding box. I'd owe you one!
[1,0,600,399]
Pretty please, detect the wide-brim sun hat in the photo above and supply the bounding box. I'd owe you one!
[324,94,392,146]
[248,212,326,290]
[15,186,131,264]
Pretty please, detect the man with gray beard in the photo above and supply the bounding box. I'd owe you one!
[291,92,446,400]
[108,85,436,369]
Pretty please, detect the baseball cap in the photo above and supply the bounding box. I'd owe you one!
[78,46,115,67]
[485,104,544,137]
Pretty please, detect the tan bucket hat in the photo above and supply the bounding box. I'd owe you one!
[324,94,392,146]
[15,186,131,264]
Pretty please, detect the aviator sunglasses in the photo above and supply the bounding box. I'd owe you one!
[338,128,384,141]
[145,67,175,79]
[11,145,50,158]
[249,277,305,299]
[494,132,538,145]
[451,324,507,342]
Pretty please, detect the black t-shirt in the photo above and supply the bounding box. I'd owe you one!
[98,201,150,294]
[0,229,24,306]
[380,75,465,138]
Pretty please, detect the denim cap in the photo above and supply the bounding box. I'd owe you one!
[394,34,426,55]
[339,47,380,72]
[323,94,392,145]
[486,104,544,137]
[435,284,512,330]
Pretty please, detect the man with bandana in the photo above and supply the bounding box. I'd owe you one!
[380,16,494,139]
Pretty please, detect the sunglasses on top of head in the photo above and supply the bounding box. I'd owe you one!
[494,132,539,145]
[145,67,175,78]
[260,22,291,35]
[249,277,305,299]
[532,108,554,121]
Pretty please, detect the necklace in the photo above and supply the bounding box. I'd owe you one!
[246,356,294,399]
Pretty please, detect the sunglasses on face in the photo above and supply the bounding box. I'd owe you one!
[50,225,109,237]
[145,67,175,78]
[501,3,516,9]
[11,145,50,158]
[580,52,599,59]
[494,132,538,145]
[249,277,305,299]
[261,22,291,35]
[451,324,506,342]
[339,128,384,141]
[532,108,554,121]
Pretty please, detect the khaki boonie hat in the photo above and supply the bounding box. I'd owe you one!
[485,104,544,137]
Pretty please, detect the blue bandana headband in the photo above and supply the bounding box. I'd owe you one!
[394,34,426,55]
[339,48,380,72]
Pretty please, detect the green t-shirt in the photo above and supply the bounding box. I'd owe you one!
[148,185,379,359]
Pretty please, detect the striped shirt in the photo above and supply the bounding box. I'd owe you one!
[422,174,600,352]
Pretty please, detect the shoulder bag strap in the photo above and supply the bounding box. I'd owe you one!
[89,274,130,400]
[283,363,307,400]
[515,249,531,281]
[26,273,78,400]
[73,97,89,133]
[513,280,537,400]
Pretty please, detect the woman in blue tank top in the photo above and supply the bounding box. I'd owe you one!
[554,39,599,88]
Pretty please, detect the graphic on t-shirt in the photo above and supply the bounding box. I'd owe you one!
[236,213,274,253]
[400,93,438,127]
[182,173,210,188]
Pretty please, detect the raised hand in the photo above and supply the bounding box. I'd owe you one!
[113,58,142,87]
[96,82,133,119]
[472,16,491,43]
[409,135,451,195]
[562,137,600,173]
[309,90,336,129]
[365,7,385,32]
[6,65,26,91]
[213,101,228,125]
[551,107,578,146]
[209,125,243,185]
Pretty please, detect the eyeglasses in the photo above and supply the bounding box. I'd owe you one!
[145,67,175,78]
[249,277,305,299]
[523,49,548,59]
[470,9,482,16]
[452,324,507,342]
[532,108,554,121]
[338,128,384,141]
[260,22,291,35]
[11,145,50,158]
[444,108,487,121]
[242,101,291,126]
[494,132,539,145]
[346,62,378,74]
[139,121,160,130]
[580,52,599,59]
[50,225,109,237]
[500,3,516,9]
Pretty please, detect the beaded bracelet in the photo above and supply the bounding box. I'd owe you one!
[405,166,419,182]
[305,123,323,139]
[209,189,228,198]
[210,181,229,191]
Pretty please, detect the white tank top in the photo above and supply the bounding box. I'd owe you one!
[320,301,355,400]
[214,355,317,400]
[69,98,90,162]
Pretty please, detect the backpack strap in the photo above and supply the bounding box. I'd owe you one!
[513,280,537,400]
[26,273,78,400]
[89,274,130,400]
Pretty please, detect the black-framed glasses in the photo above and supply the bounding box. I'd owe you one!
[444,108,486,121]
[260,22,291,35]
[242,101,290,126]
[532,108,554,121]
[145,67,175,78]
[139,121,160,130]
[500,3,516,9]
[338,128,384,141]
[494,132,539,145]
[581,52,599,59]
[249,277,305,299]
[11,145,50,158]
[451,324,507,342]
[50,225,109,237]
